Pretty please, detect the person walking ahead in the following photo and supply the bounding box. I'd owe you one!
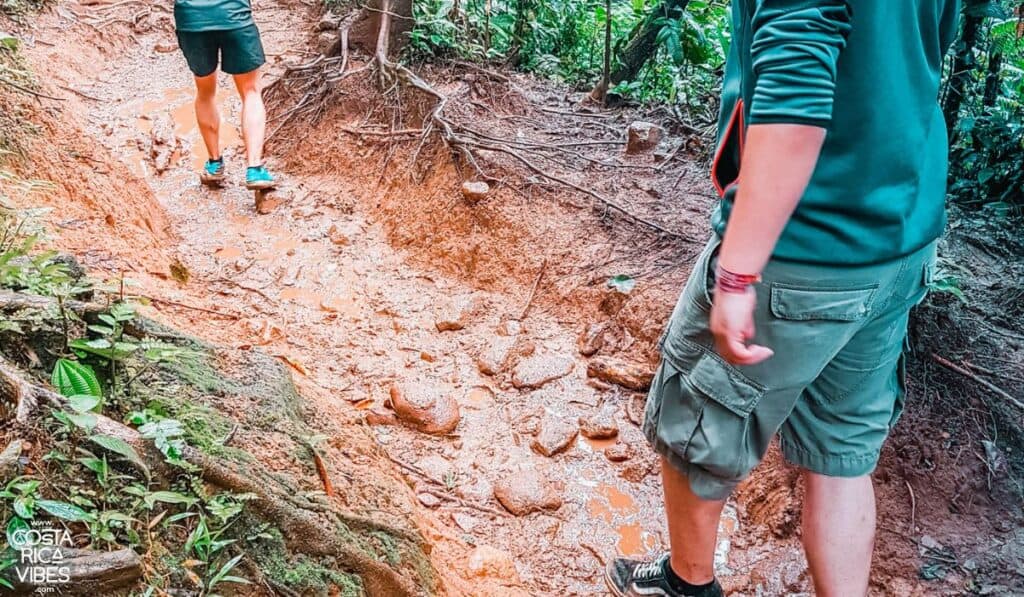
[173,0,276,190]
[607,1,960,596]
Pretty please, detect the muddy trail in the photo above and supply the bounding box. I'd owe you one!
[4,0,1023,594]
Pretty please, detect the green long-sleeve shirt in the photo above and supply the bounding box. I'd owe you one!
[710,0,962,265]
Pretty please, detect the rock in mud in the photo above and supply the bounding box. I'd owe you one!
[577,323,607,356]
[494,468,564,515]
[605,441,633,462]
[327,222,357,246]
[512,355,574,390]
[435,296,474,332]
[586,356,654,391]
[417,492,442,508]
[148,114,179,174]
[466,545,519,582]
[625,121,664,154]
[315,30,340,56]
[388,382,461,435]
[316,12,341,30]
[579,408,619,440]
[476,335,517,376]
[457,475,494,503]
[461,181,491,203]
[363,408,398,426]
[530,415,578,457]
[415,454,454,485]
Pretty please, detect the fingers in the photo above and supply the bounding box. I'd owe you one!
[717,335,774,366]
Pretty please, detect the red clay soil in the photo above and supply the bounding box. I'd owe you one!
[3,0,1021,594]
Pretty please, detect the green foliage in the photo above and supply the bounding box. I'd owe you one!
[52,358,102,398]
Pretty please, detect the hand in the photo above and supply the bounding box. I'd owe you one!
[709,287,774,366]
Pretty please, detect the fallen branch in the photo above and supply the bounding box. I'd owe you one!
[517,259,546,320]
[5,548,142,594]
[931,353,1024,412]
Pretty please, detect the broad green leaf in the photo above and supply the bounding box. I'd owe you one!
[13,497,34,519]
[88,435,149,476]
[6,517,29,547]
[36,499,95,522]
[67,394,101,413]
[144,491,198,509]
[51,359,101,397]
[66,411,98,431]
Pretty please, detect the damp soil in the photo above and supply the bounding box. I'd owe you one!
[5,0,1023,594]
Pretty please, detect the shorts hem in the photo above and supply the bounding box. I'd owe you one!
[643,425,738,501]
[781,440,879,477]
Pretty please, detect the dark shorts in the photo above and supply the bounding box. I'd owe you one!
[175,24,266,77]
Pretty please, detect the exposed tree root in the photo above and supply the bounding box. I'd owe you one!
[266,0,696,242]
[0,291,428,596]
[6,548,142,594]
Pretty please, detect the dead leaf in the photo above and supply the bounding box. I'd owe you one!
[276,355,309,376]
[169,259,190,284]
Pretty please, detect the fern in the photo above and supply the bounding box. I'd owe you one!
[51,358,101,398]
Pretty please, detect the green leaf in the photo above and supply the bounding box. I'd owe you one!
[6,517,29,547]
[36,499,95,522]
[67,394,101,413]
[607,274,636,294]
[88,435,149,476]
[13,497,34,519]
[51,359,102,398]
[0,33,19,51]
[144,491,198,510]
[66,411,98,431]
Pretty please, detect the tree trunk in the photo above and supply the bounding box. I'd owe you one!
[943,13,984,138]
[591,0,691,96]
[983,49,1002,108]
[594,0,613,103]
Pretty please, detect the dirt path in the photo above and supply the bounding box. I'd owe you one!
[14,1,1022,595]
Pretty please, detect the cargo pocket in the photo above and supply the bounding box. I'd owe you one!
[770,283,877,322]
[659,339,765,481]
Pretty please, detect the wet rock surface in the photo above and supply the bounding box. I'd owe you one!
[577,322,607,356]
[625,121,664,154]
[512,354,575,389]
[531,414,578,457]
[461,181,491,203]
[388,381,461,434]
[466,545,519,581]
[579,407,619,440]
[494,467,564,515]
[586,356,655,391]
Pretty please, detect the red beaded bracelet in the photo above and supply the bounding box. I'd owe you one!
[715,265,762,294]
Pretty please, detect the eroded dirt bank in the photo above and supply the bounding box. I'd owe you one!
[4,0,1022,594]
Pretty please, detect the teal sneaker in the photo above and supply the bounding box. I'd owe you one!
[245,165,276,190]
[200,158,226,186]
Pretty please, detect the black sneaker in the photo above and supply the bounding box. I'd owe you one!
[605,553,724,597]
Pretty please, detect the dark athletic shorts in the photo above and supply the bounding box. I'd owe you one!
[175,24,266,77]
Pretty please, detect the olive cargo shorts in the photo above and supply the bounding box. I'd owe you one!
[643,236,937,500]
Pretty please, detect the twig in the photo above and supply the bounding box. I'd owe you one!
[905,479,916,532]
[144,296,242,319]
[417,488,511,518]
[58,85,103,101]
[310,448,335,497]
[0,76,66,101]
[931,353,1024,411]
[518,259,546,320]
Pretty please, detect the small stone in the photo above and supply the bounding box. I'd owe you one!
[605,442,633,462]
[415,455,453,484]
[625,121,664,154]
[364,409,398,426]
[494,468,564,515]
[476,335,517,376]
[461,181,491,203]
[530,415,578,457]
[586,356,654,391]
[315,30,340,56]
[435,296,473,332]
[154,42,178,53]
[316,12,341,31]
[388,382,461,435]
[417,493,442,508]
[579,408,618,440]
[577,323,606,357]
[328,223,352,246]
[452,512,480,532]
[512,355,574,390]
[466,545,519,582]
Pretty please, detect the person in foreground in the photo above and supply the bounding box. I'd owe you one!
[172,0,276,190]
[606,1,960,596]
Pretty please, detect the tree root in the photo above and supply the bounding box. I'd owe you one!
[0,353,422,596]
[5,548,142,595]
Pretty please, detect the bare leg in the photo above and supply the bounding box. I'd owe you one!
[194,72,220,160]
[232,69,266,167]
[802,472,875,597]
[662,457,727,584]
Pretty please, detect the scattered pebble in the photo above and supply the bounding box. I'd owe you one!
[494,467,564,515]
[388,382,461,435]
[531,415,578,457]
[586,356,654,391]
[512,355,574,390]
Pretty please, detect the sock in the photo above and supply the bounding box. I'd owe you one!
[209,157,223,163]
[662,557,715,596]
